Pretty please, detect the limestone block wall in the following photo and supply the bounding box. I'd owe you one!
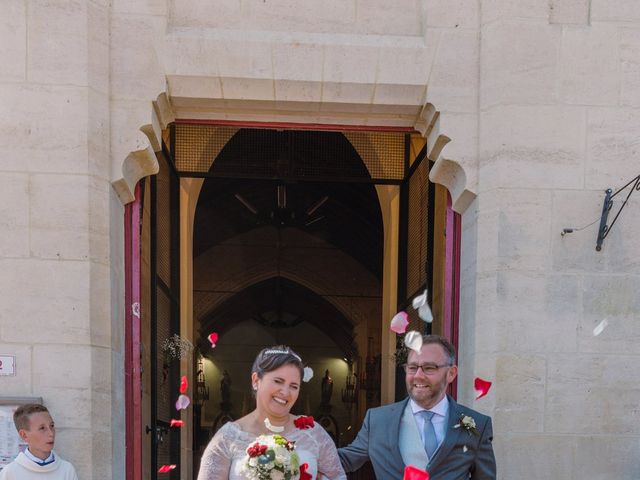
[0,1,120,479]
[456,1,640,478]
[2,0,639,478]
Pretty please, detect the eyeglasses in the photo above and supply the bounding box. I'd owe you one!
[403,363,452,375]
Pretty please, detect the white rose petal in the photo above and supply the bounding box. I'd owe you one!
[412,290,427,309]
[411,289,434,323]
[593,319,609,336]
[303,367,314,382]
[463,445,468,453]
[418,302,434,323]
[404,330,423,354]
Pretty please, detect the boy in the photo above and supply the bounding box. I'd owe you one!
[0,404,78,480]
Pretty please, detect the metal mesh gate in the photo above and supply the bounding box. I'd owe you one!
[171,124,406,183]
[149,152,181,480]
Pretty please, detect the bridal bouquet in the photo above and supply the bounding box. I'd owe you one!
[242,434,301,480]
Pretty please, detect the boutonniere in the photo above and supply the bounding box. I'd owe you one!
[453,414,479,436]
[294,415,315,430]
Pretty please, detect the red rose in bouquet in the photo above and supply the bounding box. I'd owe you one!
[246,443,268,458]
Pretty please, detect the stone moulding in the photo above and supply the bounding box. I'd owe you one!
[415,102,476,214]
[112,93,175,205]
[112,92,476,214]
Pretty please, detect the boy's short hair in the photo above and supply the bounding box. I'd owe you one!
[13,404,49,432]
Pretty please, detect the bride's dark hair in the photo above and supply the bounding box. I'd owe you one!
[251,345,304,381]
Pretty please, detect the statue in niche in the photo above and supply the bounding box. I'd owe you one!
[321,369,333,405]
[220,370,232,405]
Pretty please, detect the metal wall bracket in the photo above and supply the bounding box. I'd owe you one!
[596,173,640,251]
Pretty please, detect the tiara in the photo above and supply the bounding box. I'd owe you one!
[263,349,302,362]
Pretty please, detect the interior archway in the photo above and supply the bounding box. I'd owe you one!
[189,128,386,465]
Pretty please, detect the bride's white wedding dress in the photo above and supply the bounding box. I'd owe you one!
[197,421,347,480]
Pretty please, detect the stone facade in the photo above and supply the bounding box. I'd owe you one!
[1,1,639,479]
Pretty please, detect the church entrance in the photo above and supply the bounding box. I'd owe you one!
[126,121,456,479]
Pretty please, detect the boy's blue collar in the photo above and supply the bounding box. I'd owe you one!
[23,448,55,466]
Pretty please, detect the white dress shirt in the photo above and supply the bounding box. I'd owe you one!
[410,396,449,449]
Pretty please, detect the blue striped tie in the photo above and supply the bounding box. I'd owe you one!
[420,410,438,459]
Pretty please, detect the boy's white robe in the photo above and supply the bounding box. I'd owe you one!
[0,452,78,480]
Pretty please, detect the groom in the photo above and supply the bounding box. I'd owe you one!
[338,335,496,479]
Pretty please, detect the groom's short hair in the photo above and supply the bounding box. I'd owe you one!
[421,334,457,365]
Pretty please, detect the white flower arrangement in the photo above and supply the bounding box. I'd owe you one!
[453,414,479,436]
[242,434,301,480]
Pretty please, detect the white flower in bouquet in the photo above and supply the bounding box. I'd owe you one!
[270,470,285,480]
[243,434,300,480]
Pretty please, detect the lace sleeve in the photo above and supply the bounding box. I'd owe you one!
[196,424,233,480]
[314,426,347,480]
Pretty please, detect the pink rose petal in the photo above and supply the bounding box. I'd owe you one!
[170,419,184,427]
[175,394,190,411]
[390,311,409,334]
[158,465,176,473]
[474,377,492,400]
[404,331,423,354]
[207,332,219,348]
[179,375,188,394]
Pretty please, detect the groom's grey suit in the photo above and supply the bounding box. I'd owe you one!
[338,395,496,479]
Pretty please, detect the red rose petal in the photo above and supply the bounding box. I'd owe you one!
[207,332,218,348]
[474,377,492,400]
[169,419,184,427]
[179,375,188,394]
[300,463,312,480]
[403,465,430,480]
[158,465,176,473]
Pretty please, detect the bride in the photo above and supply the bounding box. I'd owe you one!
[197,346,347,480]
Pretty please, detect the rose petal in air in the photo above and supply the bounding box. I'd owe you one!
[303,366,314,383]
[412,290,427,309]
[207,332,219,348]
[593,319,609,337]
[463,445,468,453]
[403,465,430,480]
[418,303,433,323]
[175,394,190,411]
[412,290,434,323]
[404,331,423,354]
[179,375,188,394]
[158,465,176,473]
[170,419,184,427]
[474,377,492,400]
[390,311,409,334]
[300,463,313,480]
